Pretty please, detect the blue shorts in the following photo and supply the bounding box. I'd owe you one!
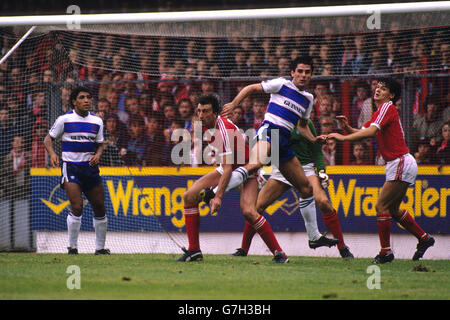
[61,162,102,192]
[255,121,295,164]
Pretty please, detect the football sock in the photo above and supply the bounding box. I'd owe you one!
[394,210,429,241]
[93,215,108,251]
[241,221,256,254]
[321,209,345,249]
[252,215,283,254]
[67,211,81,249]
[299,196,322,241]
[213,167,249,194]
[184,205,201,251]
[377,212,392,255]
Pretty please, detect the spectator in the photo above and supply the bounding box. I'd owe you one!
[229,105,247,131]
[343,34,371,75]
[351,141,372,165]
[177,98,194,131]
[101,113,128,166]
[7,95,32,145]
[163,117,187,166]
[414,137,433,164]
[367,48,391,74]
[162,102,178,130]
[277,57,291,77]
[318,94,334,118]
[251,96,266,130]
[30,86,47,120]
[433,120,450,164]
[413,96,444,147]
[119,72,141,112]
[144,111,165,166]
[0,106,14,161]
[351,81,369,128]
[439,43,449,72]
[124,114,148,166]
[358,79,378,128]
[4,135,31,199]
[319,115,338,135]
[123,94,144,126]
[322,137,341,166]
[31,119,48,167]
[229,50,248,77]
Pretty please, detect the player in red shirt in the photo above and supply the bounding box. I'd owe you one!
[326,77,435,263]
[178,94,288,263]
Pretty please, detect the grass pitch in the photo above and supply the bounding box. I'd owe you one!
[0,253,448,300]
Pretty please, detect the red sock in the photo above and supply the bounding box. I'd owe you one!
[395,210,428,241]
[184,205,200,251]
[377,212,392,255]
[322,210,345,249]
[241,221,256,254]
[252,215,282,254]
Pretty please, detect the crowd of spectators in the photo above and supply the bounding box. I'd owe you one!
[0,21,449,195]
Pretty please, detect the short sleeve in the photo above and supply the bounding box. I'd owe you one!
[48,116,64,139]
[96,119,104,143]
[260,77,285,94]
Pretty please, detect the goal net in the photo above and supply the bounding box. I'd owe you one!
[0,3,449,256]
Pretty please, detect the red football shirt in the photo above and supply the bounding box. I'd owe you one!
[204,116,249,168]
[363,101,410,162]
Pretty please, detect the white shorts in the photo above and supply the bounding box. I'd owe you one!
[385,153,417,186]
[270,163,316,187]
[215,164,261,181]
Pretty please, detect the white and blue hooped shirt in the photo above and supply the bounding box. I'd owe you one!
[261,77,314,133]
[49,110,104,165]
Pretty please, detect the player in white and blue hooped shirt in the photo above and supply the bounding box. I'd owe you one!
[211,56,326,211]
[44,86,110,255]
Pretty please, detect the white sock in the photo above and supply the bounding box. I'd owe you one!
[299,197,322,241]
[67,212,81,249]
[93,215,108,251]
[213,166,249,193]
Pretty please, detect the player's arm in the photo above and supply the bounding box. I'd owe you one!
[308,120,326,172]
[336,115,359,134]
[328,124,378,142]
[43,134,59,168]
[297,118,326,145]
[221,83,263,117]
[89,142,107,166]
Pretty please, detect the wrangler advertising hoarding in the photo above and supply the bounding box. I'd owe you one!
[31,166,449,234]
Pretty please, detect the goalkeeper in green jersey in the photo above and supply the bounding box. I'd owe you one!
[231,119,354,258]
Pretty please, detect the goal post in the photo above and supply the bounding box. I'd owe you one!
[0,3,448,256]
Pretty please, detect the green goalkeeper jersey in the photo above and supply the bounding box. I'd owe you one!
[290,119,326,172]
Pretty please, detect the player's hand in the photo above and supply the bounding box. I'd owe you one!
[221,102,235,117]
[209,196,222,214]
[50,154,59,168]
[336,115,349,128]
[327,132,345,141]
[318,170,329,189]
[89,154,101,166]
[315,135,328,145]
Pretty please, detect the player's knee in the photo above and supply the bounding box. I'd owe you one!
[70,205,83,216]
[316,197,331,213]
[183,190,197,206]
[256,202,265,214]
[375,202,388,215]
[299,183,313,199]
[240,206,258,222]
